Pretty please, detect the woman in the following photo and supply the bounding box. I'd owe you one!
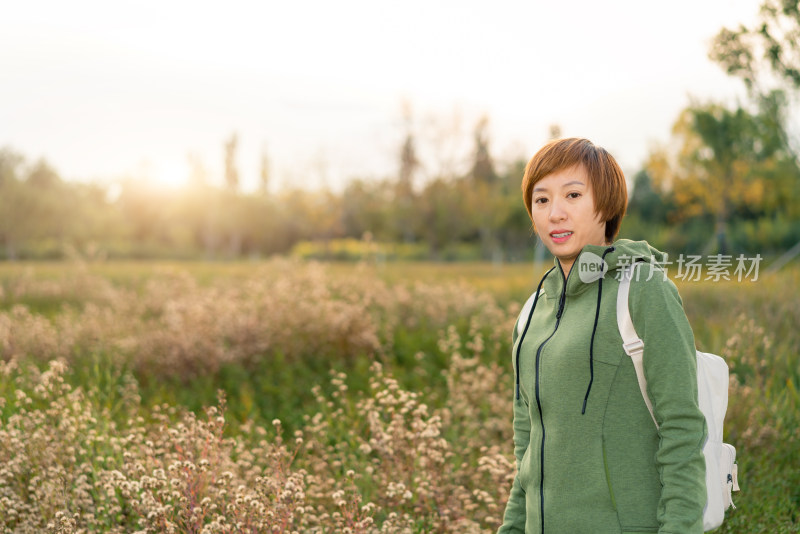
[498,138,706,533]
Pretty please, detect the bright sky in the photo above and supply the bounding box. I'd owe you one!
[0,0,763,192]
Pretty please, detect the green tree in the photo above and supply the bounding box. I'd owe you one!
[647,99,798,253]
[466,117,502,260]
[0,177,37,259]
[398,133,419,199]
[469,116,497,185]
[66,182,126,258]
[710,0,800,155]
[416,178,471,258]
[489,158,536,261]
[0,156,74,258]
[26,159,61,189]
[340,178,392,241]
[0,147,24,186]
[394,103,420,244]
[710,0,800,94]
[259,147,270,194]
[628,170,673,224]
[224,133,239,191]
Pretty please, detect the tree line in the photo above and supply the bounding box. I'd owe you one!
[1,0,798,262]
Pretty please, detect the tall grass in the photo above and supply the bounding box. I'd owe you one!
[680,269,800,532]
[0,259,797,532]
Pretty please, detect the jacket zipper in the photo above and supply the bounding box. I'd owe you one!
[534,267,568,533]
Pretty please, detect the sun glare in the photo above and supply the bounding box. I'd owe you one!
[152,159,189,190]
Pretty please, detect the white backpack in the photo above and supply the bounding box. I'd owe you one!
[618,263,740,532]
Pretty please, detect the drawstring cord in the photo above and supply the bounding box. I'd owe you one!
[582,246,616,415]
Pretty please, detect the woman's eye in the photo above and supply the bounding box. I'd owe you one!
[567,192,581,199]
[534,197,548,205]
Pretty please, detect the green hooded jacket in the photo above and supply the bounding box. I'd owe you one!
[498,240,707,534]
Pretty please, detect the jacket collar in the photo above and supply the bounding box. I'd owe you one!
[541,243,617,299]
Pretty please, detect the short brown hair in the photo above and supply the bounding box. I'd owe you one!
[521,137,628,242]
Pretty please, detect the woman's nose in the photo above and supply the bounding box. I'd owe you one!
[549,199,567,222]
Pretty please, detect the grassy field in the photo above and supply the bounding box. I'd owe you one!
[0,258,797,532]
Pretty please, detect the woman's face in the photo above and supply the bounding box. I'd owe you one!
[530,164,608,276]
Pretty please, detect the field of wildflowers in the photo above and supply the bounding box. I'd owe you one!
[0,259,797,533]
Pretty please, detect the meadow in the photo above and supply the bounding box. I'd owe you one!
[0,259,797,533]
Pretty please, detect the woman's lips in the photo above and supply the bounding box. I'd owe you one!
[550,231,573,244]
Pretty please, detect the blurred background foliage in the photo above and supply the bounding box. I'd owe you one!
[3,90,796,263]
[1,0,799,265]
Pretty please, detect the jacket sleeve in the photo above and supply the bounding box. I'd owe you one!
[631,273,707,534]
[497,318,530,533]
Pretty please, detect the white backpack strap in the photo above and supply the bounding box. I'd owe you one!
[617,263,658,428]
[516,289,544,338]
